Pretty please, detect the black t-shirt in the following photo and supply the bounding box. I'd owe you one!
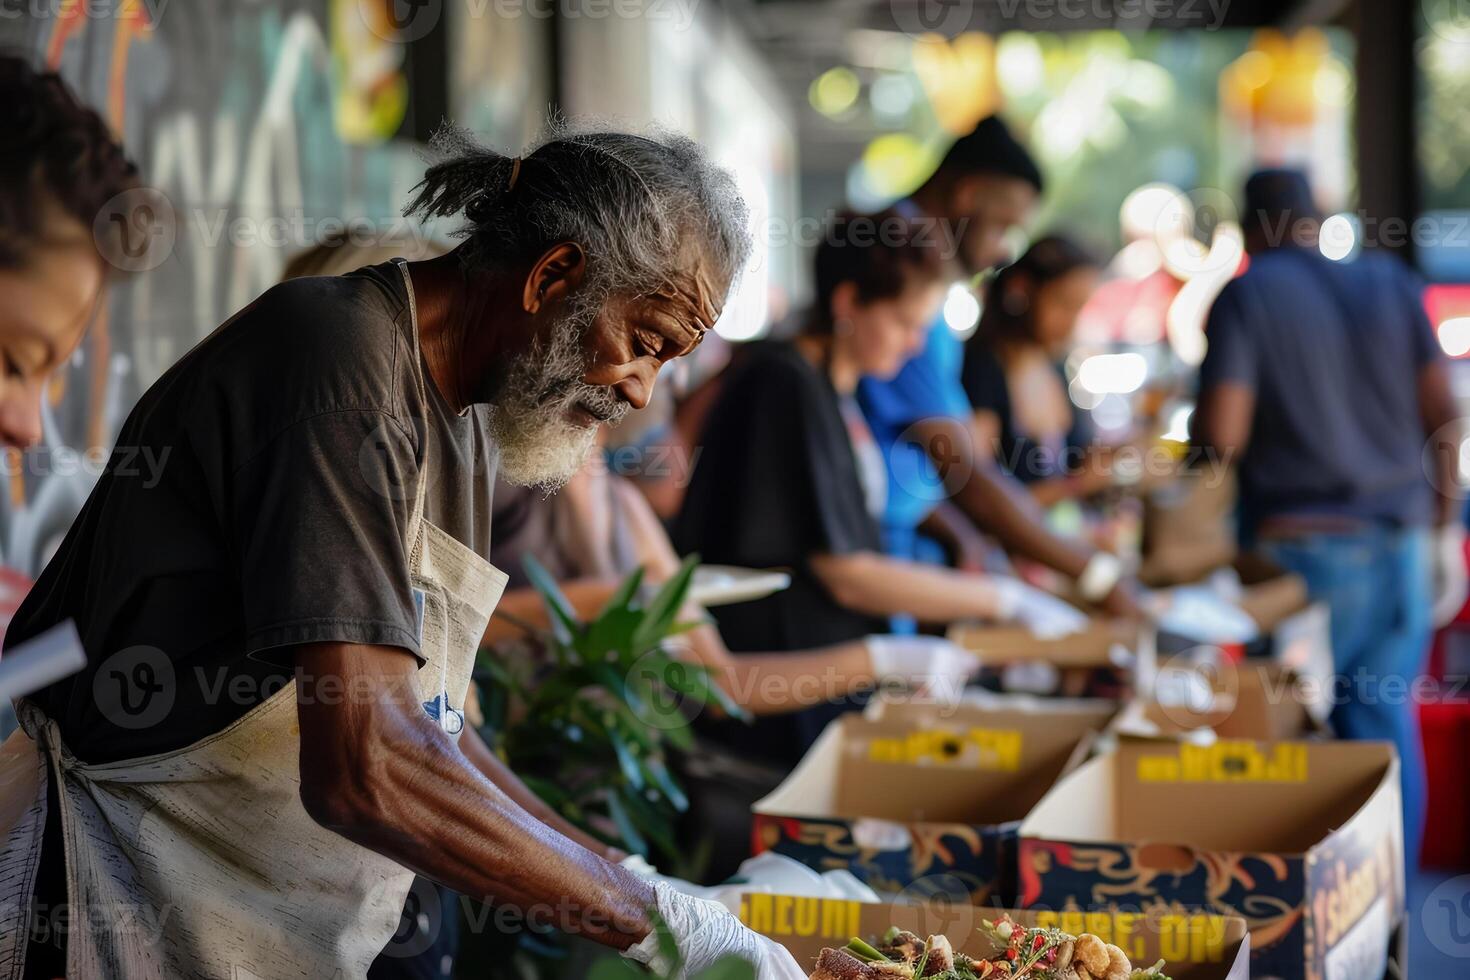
[6,262,499,764]
[960,341,1090,484]
[674,340,885,762]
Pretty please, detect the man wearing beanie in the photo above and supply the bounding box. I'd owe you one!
[857,116,1141,624]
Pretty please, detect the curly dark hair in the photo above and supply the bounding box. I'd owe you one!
[0,54,140,268]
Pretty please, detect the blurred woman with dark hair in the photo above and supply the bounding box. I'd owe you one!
[0,55,143,980]
[0,56,139,452]
[961,235,1112,506]
[675,211,1087,763]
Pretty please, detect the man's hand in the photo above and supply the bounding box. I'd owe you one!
[623,881,807,979]
[293,642,653,950]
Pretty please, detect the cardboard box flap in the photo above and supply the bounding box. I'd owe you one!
[1117,662,1320,742]
[865,691,1118,728]
[739,896,1250,980]
[756,714,1112,827]
[948,618,1144,668]
[1022,740,1397,855]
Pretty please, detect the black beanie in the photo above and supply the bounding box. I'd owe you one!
[935,115,1044,193]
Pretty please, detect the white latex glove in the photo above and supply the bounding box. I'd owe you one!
[866,634,981,700]
[991,577,1090,639]
[1432,523,1469,628]
[623,880,807,980]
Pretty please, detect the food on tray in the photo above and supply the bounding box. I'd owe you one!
[808,916,1172,980]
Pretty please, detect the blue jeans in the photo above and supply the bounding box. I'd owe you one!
[1256,525,1431,867]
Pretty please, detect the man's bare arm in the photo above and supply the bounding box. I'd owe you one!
[294,641,652,950]
[910,416,1140,615]
[1192,380,1255,461]
[457,725,626,861]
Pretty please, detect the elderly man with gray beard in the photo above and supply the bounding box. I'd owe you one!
[1,125,805,980]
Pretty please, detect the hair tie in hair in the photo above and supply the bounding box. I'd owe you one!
[507,156,522,192]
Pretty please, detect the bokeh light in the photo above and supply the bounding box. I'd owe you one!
[809,66,860,119]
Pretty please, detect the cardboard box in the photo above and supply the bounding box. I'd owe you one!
[1115,661,1325,742]
[946,617,1150,669]
[1152,559,1334,726]
[863,689,1118,733]
[739,896,1251,979]
[1139,472,1239,587]
[751,706,1115,905]
[1018,740,1404,980]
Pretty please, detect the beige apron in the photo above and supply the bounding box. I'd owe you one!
[0,261,507,979]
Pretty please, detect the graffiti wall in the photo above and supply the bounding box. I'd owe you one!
[0,0,548,607]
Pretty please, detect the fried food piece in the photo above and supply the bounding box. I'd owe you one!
[1069,935,1132,980]
[809,949,914,980]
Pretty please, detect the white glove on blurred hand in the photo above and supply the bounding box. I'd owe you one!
[866,634,980,701]
[991,578,1090,639]
[623,880,807,980]
[1432,523,1469,628]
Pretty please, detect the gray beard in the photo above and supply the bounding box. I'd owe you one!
[488,307,629,491]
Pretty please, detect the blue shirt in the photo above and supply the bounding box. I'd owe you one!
[857,312,973,561]
[1197,246,1441,538]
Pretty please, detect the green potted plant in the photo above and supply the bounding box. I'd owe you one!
[457,556,751,978]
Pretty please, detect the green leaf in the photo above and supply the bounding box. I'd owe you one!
[618,786,680,857]
[649,907,683,974]
[609,728,645,790]
[522,554,582,646]
[587,957,646,980]
[631,555,699,653]
[642,757,690,812]
[585,607,645,661]
[598,565,647,618]
[692,956,759,980]
[604,790,648,856]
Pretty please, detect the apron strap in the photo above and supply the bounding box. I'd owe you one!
[393,258,431,552]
